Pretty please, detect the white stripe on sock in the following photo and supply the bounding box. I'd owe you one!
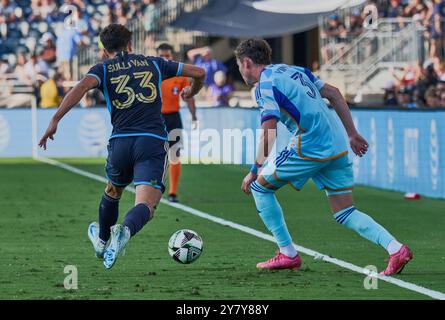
[280,244,298,258]
[387,240,403,255]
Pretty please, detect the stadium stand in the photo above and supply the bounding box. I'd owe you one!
[319,0,445,108]
[2,0,445,108]
[0,0,214,108]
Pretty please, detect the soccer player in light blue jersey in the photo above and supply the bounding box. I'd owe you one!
[235,39,412,275]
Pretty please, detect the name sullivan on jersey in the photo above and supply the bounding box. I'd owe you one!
[107,59,149,72]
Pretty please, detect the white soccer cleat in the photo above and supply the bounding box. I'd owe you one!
[103,224,131,269]
[87,222,107,259]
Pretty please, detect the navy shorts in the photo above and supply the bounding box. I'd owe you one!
[105,136,169,193]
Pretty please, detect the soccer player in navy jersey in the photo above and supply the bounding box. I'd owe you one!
[39,24,205,269]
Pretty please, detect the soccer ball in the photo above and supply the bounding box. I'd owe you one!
[168,229,203,264]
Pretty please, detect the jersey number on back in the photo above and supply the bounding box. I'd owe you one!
[290,71,316,99]
[110,71,157,109]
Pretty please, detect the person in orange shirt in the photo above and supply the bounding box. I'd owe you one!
[157,43,197,203]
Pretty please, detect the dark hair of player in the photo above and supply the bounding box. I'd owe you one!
[99,24,133,53]
[156,43,174,53]
[234,39,272,65]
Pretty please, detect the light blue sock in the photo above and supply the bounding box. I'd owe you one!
[250,181,293,247]
[334,206,395,250]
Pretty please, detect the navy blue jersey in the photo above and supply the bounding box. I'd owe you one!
[86,51,183,140]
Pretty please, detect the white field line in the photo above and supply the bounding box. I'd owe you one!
[35,156,445,300]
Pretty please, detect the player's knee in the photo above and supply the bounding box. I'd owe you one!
[257,176,280,191]
[105,182,123,199]
[250,180,276,201]
[329,193,353,214]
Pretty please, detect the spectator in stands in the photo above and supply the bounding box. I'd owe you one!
[35,46,52,78]
[320,14,347,63]
[40,69,62,108]
[397,85,418,108]
[436,79,445,93]
[144,0,160,51]
[128,0,144,20]
[40,32,57,65]
[438,87,445,105]
[14,52,34,87]
[76,6,93,38]
[383,80,399,106]
[29,0,57,23]
[187,46,228,88]
[0,51,35,108]
[0,0,18,24]
[207,71,233,107]
[24,51,41,83]
[416,60,439,104]
[40,0,58,22]
[405,0,428,17]
[384,0,406,18]
[391,64,420,87]
[348,9,364,36]
[425,86,440,106]
[114,2,129,26]
[105,0,121,10]
[430,0,445,58]
[29,0,41,22]
[56,8,86,80]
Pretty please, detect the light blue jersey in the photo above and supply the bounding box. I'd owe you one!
[255,64,348,161]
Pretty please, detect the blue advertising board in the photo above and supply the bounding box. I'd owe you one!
[0,107,443,198]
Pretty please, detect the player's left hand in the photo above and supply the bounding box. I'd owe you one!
[38,119,58,150]
[241,172,257,195]
[349,133,369,157]
[181,86,193,100]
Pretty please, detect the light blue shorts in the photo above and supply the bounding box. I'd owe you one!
[260,147,353,196]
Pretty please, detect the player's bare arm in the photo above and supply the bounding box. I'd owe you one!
[242,118,277,194]
[185,96,198,130]
[180,64,206,99]
[38,75,98,150]
[184,96,197,121]
[320,83,369,157]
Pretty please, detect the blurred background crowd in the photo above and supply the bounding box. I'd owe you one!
[0,0,234,108]
[320,0,445,108]
[2,0,445,109]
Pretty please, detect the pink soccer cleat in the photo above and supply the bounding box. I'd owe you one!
[256,251,302,271]
[380,245,413,276]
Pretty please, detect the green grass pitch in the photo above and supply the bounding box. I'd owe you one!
[0,158,444,300]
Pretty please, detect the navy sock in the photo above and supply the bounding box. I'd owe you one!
[99,193,120,242]
[123,203,152,237]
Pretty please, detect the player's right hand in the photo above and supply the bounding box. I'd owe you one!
[38,119,58,150]
[181,86,193,100]
[349,133,368,157]
[241,172,257,195]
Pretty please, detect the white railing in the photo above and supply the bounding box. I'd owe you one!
[320,17,425,95]
[322,18,424,68]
